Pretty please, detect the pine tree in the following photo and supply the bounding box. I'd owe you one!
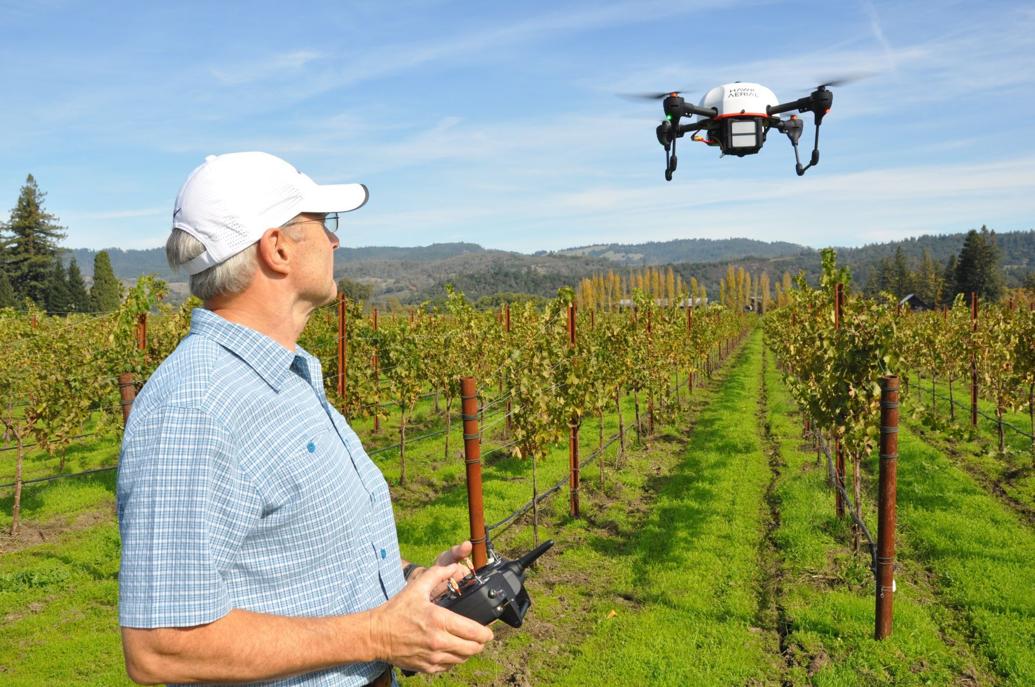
[66,257,91,312]
[891,247,913,297]
[0,269,15,308]
[90,250,123,311]
[954,226,1004,302]
[45,258,72,314]
[1022,271,1035,298]
[942,255,958,301]
[866,257,893,296]
[915,249,944,306]
[4,174,67,307]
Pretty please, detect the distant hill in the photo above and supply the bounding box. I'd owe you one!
[336,242,484,263]
[665,229,1035,294]
[61,247,179,282]
[551,238,810,265]
[59,228,1035,305]
[59,242,485,280]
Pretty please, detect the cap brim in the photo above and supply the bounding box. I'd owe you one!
[303,183,369,214]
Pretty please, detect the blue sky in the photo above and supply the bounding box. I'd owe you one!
[1,0,1034,253]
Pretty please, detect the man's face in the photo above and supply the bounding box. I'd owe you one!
[284,213,340,308]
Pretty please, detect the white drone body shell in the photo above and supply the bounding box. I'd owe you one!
[697,82,779,120]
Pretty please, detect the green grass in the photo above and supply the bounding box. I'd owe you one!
[763,351,991,686]
[906,375,1035,515]
[891,428,1035,685]
[0,523,127,686]
[500,329,783,686]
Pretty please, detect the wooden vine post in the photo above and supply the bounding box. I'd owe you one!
[460,377,488,569]
[505,303,512,436]
[970,292,978,428]
[118,373,137,426]
[372,307,380,434]
[568,303,580,519]
[117,313,148,428]
[136,313,147,351]
[646,308,655,437]
[687,306,694,395]
[834,283,846,520]
[337,292,347,410]
[876,375,899,639]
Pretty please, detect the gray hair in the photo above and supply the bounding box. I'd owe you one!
[165,229,259,301]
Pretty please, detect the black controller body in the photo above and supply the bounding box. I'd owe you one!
[401,540,554,678]
[433,539,553,627]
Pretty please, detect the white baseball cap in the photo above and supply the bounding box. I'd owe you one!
[172,152,368,276]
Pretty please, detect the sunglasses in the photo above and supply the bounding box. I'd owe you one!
[281,212,340,234]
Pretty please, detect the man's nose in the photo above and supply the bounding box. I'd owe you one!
[326,229,339,250]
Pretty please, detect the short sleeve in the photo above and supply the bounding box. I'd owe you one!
[116,405,261,628]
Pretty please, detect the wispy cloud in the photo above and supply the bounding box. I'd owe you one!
[210,50,324,85]
[859,0,897,72]
[65,207,167,221]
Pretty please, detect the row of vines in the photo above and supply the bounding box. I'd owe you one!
[1,279,751,535]
[764,249,1035,558]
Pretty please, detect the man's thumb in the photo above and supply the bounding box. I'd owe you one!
[416,563,459,595]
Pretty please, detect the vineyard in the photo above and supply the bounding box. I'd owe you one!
[2,257,1035,686]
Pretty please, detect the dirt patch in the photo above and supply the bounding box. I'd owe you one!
[3,599,48,624]
[756,348,794,686]
[807,649,830,677]
[0,503,115,555]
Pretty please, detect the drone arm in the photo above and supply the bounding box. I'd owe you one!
[677,102,718,119]
[767,97,812,117]
[675,120,710,135]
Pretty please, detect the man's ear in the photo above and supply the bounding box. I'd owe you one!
[255,227,293,276]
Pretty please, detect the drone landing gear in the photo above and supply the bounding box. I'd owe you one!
[782,115,822,176]
[665,139,678,181]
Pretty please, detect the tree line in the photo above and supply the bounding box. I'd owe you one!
[862,226,1035,306]
[0,175,123,313]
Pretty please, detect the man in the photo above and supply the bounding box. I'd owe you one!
[117,152,493,686]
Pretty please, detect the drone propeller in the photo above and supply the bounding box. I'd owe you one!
[617,88,693,101]
[813,71,875,89]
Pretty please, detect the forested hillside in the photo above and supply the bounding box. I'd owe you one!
[553,237,810,265]
[56,228,1035,306]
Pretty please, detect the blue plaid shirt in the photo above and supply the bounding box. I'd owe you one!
[117,308,405,686]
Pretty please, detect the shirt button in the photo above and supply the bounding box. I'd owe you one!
[380,548,387,559]
[307,441,316,453]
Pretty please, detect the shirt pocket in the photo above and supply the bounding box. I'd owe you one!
[260,429,340,516]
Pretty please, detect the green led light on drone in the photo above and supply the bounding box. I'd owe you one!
[666,114,672,121]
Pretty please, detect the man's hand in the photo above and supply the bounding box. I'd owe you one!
[405,541,477,596]
[433,540,477,592]
[370,563,493,674]
[433,540,474,568]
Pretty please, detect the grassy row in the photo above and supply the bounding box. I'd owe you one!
[762,350,993,686]
[407,333,757,687]
[890,424,1035,684]
[906,374,1035,515]
[490,329,783,685]
[767,356,1035,685]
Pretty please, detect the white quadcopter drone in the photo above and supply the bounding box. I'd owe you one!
[631,80,850,179]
